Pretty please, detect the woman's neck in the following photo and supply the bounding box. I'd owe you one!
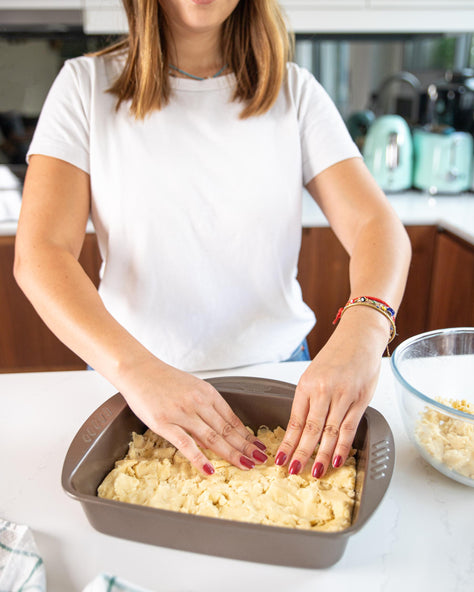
[168,27,226,79]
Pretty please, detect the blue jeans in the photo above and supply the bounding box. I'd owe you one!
[87,340,312,370]
[284,339,311,362]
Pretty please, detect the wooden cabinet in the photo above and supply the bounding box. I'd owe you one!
[0,233,101,373]
[1,224,473,371]
[390,225,437,351]
[297,227,350,358]
[428,229,474,329]
[297,224,467,358]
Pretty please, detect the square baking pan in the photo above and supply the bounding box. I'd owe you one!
[62,376,394,568]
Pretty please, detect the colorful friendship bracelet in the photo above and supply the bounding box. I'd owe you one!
[333,296,397,345]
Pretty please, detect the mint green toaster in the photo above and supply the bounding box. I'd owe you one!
[362,115,413,193]
[413,128,473,194]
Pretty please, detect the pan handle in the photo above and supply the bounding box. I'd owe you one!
[61,393,127,492]
[353,406,395,528]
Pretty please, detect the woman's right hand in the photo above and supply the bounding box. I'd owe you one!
[16,156,266,476]
[119,359,268,476]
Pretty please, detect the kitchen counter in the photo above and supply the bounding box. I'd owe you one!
[302,189,474,245]
[2,189,474,245]
[1,360,473,592]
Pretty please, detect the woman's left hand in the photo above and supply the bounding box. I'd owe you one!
[275,307,389,478]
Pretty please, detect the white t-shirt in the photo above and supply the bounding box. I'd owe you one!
[27,54,360,372]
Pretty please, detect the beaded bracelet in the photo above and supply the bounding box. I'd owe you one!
[333,296,397,346]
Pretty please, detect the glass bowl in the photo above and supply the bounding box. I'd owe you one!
[390,327,474,487]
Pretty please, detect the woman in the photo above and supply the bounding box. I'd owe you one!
[14,0,411,479]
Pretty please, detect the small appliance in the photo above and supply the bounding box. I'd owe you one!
[413,127,473,194]
[362,115,413,192]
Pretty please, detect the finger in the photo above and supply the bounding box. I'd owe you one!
[197,404,268,464]
[274,395,310,468]
[310,404,349,479]
[187,416,260,470]
[161,424,216,476]
[325,405,365,473]
[286,402,329,476]
[210,391,264,447]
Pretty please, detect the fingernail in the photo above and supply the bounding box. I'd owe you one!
[275,451,287,466]
[312,462,324,479]
[333,455,343,468]
[252,449,268,463]
[203,463,215,475]
[240,456,255,470]
[254,439,267,451]
[289,460,302,475]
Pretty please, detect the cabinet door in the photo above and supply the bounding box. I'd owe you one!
[297,225,437,357]
[369,0,474,6]
[390,226,437,351]
[428,230,474,330]
[0,233,101,373]
[297,227,350,357]
[0,1,81,7]
[82,0,128,34]
[281,0,365,6]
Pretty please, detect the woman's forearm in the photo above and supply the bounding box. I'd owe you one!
[14,242,156,386]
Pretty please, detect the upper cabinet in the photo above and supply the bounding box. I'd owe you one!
[370,1,474,5]
[280,0,474,33]
[6,0,469,34]
[82,0,127,34]
[281,1,365,6]
[0,1,81,6]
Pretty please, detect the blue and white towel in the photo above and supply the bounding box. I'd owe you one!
[0,520,153,592]
[0,520,45,592]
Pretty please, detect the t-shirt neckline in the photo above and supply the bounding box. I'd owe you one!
[169,72,236,92]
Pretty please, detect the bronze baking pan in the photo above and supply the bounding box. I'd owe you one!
[61,376,394,568]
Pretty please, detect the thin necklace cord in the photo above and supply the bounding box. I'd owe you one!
[169,64,228,81]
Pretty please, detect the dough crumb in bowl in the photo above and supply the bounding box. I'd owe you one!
[416,398,474,480]
[98,426,357,532]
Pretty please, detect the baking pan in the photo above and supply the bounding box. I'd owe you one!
[62,377,395,568]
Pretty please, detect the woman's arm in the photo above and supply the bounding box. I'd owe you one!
[15,155,267,474]
[275,156,411,477]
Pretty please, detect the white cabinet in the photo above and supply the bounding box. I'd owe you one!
[0,0,81,7]
[82,0,127,34]
[281,1,365,6]
[283,1,474,32]
[369,0,474,6]
[78,0,474,34]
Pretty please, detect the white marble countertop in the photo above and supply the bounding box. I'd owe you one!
[1,360,473,592]
[2,186,474,244]
[302,189,474,245]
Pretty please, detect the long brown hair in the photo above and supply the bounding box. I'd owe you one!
[95,0,293,119]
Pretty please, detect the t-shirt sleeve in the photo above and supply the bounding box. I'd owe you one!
[290,65,361,185]
[27,59,90,174]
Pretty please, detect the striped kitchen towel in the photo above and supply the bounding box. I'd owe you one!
[83,574,153,592]
[0,520,154,592]
[0,519,46,592]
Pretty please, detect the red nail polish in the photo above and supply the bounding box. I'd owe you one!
[240,456,255,470]
[252,449,268,463]
[289,460,302,475]
[333,455,343,468]
[203,463,215,475]
[254,439,267,451]
[312,462,324,479]
[275,451,287,466]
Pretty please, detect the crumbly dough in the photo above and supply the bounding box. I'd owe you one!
[98,426,357,532]
[416,398,474,480]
